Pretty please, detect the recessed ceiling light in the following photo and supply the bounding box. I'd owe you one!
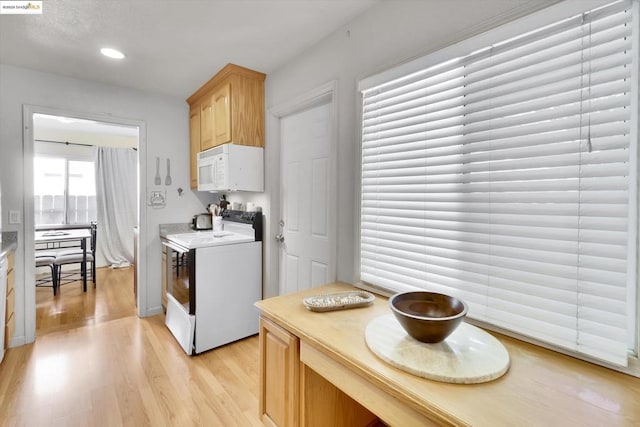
[100,47,125,59]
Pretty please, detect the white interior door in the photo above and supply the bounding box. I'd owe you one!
[279,100,334,295]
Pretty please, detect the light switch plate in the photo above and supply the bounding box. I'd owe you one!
[9,210,21,224]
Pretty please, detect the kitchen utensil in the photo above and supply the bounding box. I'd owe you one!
[154,157,161,185]
[207,203,220,216]
[165,159,172,185]
[218,194,229,211]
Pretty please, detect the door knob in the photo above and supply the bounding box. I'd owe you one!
[275,233,285,242]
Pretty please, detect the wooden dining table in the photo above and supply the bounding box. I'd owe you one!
[35,228,91,291]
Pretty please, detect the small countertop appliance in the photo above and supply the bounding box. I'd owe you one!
[191,213,213,230]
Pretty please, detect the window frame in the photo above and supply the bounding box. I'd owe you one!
[34,148,97,227]
[354,0,640,376]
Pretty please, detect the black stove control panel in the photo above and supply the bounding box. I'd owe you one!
[222,210,257,223]
[222,210,263,241]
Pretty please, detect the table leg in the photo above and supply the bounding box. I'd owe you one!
[82,238,87,292]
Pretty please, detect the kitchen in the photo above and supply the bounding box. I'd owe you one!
[1,0,640,425]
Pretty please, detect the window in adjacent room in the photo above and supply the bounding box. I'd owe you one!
[34,156,97,226]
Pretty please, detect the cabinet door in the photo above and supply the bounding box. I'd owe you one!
[161,245,168,310]
[189,107,201,189]
[260,316,299,427]
[5,253,15,348]
[200,98,215,151]
[212,83,232,146]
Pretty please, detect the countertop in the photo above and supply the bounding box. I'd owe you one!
[159,223,192,239]
[256,282,640,426]
[0,232,18,260]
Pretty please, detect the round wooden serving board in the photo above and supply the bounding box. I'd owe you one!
[365,314,510,384]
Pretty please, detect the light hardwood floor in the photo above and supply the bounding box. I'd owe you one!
[1,267,264,426]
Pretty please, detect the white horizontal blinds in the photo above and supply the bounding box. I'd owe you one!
[360,0,634,366]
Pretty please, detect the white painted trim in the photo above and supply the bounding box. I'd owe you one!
[20,106,35,345]
[270,81,336,118]
[358,0,613,92]
[136,119,148,317]
[353,89,364,286]
[22,105,148,344]
[264,113,281,299]
[629,0,640,375]
[268,80,339,295]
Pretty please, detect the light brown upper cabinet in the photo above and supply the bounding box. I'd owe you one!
[189,106,201,189]
[187,64,266,188]
[212,83,231,146]
[200,97,214,151]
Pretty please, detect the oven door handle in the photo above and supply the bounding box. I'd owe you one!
[162,240,189,254]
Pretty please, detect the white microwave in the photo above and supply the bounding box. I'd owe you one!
[197,144,264,192]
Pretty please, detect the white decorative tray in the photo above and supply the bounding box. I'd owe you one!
[303,291,375,312]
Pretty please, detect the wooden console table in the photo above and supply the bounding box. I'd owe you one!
[255,282,640,426]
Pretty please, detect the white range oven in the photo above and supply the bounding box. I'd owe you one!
[162,210,263,354]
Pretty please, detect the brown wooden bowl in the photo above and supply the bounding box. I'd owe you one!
[389,291,468,343]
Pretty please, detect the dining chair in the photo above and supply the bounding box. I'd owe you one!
[54,222,97,290]
[35,251,58,296]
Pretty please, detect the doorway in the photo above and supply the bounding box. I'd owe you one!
[23,105,146,344]
[272,82,338,295]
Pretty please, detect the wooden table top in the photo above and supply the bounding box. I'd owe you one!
[256,282,640,426]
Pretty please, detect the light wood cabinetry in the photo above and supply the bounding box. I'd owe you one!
[200,97,214,151]
[300,362,378,427]
[259,317,299,427]
[161,244,167,310]
[259,316,379,427]
[5,252,15,349]
[256,282,640,427]
[212,83,231,146]
[187,63,266,187]
[189,107,201,189]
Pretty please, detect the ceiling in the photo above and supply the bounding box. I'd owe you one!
[0,0,379,99]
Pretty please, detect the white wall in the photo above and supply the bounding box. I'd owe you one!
[0,0,570,342]
[0,64,216,345]
[258,0,558,297]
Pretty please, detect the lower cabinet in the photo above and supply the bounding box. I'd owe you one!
[300,364,379,427]
[259,316,380,427]
[161,244,168,310]
[5,252,15,349]
[259,316,299,427]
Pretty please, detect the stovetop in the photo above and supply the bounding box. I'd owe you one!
[166,230,254,249]
[163,210,262,249]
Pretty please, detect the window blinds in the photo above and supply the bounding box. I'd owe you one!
[359,0,636,366]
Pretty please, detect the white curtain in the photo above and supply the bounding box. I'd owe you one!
[94,146,137,268]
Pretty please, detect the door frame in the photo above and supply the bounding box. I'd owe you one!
[22,104,147,344]
[267,80,338,297]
